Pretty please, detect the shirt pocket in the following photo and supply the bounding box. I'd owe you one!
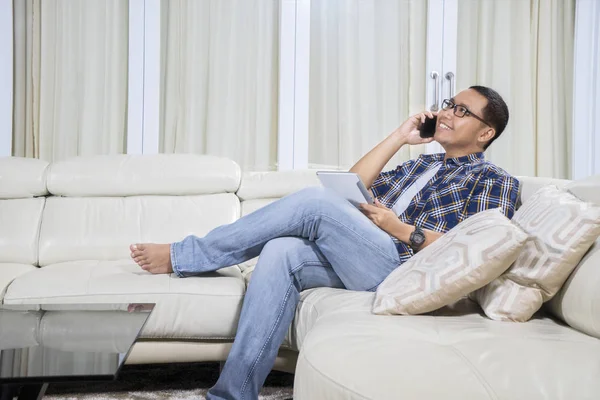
[429,182,470,225]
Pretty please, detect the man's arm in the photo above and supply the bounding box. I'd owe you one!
[385,221,444,251]
[462,174,520,221]
[349,112,436,189]
[360,200,443,251]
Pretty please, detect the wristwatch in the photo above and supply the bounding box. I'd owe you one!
[409,226,426,251]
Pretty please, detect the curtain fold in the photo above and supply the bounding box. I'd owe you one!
[457,0,574,178]
[308,0,428,171]
[12,0,41,158]
[160,0,280,171]
[12,0,129,162]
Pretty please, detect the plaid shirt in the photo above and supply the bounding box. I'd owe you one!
[371,152,520,264]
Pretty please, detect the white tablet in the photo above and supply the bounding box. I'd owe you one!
[316,171,374,207]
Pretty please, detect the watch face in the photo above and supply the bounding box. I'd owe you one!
[414,232,426,245]
[411,228,426,248]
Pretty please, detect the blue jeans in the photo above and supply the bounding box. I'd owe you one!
[170,187,401,400]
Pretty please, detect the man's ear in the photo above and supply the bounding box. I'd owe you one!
[479,128,495,144]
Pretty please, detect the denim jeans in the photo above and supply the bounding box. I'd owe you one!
[170,187,401,400]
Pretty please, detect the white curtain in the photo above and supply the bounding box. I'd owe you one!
[160,0,279,171]
[456,0,574,178]
[308,0,428,171]
[12,0,129,162]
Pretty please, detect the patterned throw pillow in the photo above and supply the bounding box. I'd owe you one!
[372,208,528,315]
[472,185,600,322]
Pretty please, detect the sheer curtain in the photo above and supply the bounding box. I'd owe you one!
[12,0,129,162]
[456,0,575,178]
[160,0,280,171]
[308,0,428,171]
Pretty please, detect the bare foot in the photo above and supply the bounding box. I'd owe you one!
[130,243,174,274]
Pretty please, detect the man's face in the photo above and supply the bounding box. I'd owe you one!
[434,89,493,151]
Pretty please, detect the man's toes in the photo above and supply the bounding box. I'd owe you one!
[140,264,151,271]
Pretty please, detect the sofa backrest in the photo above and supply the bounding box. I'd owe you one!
[515,175,572,205]
[0,157,48,265]
[546,174,600,339]
[37,155,241,266]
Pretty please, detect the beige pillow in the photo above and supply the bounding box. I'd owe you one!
[372,208,528,315]
[472,185,600,322]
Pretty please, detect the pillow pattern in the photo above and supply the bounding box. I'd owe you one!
[471,185,600,322]
[372,208,528,315]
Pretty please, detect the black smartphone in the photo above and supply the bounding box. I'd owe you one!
[419,116,437,138]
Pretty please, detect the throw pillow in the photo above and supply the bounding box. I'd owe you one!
[471,185,600,322]
[372,208,528,315]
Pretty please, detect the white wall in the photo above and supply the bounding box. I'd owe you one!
[0,1,12,157]
[572,0,600,179]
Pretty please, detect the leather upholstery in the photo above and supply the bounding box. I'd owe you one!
[3,261,245,339]
[0,198,45,265]
[0,309,41,350]
[516,175,570,204]
[0,157,49,199]
[0,264,37,299]
[1,156,599,399]
[38,194,240,266]
[236,170,320,201]
[546,174,600,339]
[294,288,600,400]
[47,154,241,196]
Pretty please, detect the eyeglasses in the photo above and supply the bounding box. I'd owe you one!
[442,99,490,127]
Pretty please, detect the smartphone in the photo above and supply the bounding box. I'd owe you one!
[419,116,437,138]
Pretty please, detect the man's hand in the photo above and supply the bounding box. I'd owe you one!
[392,111,438,146]
[360,198,399,233]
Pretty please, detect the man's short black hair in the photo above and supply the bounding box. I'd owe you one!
[469,85,509,150]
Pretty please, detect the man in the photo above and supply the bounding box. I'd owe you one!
[129,85,519,400]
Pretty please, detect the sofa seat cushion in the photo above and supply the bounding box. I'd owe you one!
[3,261,245,340]
[293,288,600,400]
[0,264,38,299]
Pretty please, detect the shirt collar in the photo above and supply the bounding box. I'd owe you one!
[419,152,485,166]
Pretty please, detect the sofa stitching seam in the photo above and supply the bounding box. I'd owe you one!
[298,351,370,399]
[448,345,498,400]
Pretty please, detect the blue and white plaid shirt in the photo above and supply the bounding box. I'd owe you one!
[371,152,520,264]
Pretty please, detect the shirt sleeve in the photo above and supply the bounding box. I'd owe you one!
[463,174,520,220]
[370,160,412,199]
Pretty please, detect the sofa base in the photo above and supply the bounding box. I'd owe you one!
[126,341,298,374]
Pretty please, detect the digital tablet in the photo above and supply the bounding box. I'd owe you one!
[316,171,374,207]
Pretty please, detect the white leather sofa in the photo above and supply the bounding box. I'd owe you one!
[1,154,599,399]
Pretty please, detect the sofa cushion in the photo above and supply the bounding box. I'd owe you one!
[0,264,38,299]
[547,238,600,339]
[373,208,528,315]
[3,261,245,339]
[565,173,600,205]
[46,154,241,197]
[0,198,45,265]
[546,174,600,339]
[236,170,320,201]
[515,175,571,206]
[38,194,239,266]
[0,157,49,199]
[473,186,600,322]
[293,288,600,400]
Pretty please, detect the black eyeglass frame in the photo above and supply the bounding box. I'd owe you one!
[441,99,491,127]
